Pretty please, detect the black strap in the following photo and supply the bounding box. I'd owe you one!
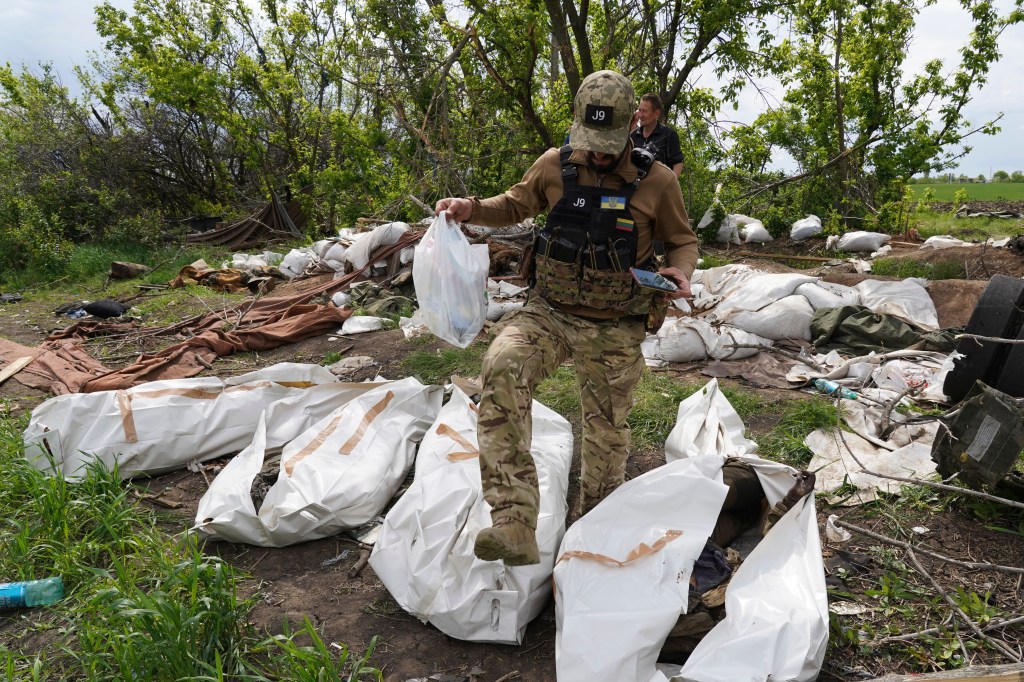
[559,145,577,193]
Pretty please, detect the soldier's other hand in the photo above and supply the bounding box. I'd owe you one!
[658,267,692,301]
[435,197,473,223]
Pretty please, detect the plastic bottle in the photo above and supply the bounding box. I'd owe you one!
[812,378,858,400]
[0,577,64,609]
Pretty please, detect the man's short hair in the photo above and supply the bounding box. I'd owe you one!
[640,93,663,114]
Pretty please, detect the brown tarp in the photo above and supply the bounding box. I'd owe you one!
[3,231,423,394]
[185,192,306,250]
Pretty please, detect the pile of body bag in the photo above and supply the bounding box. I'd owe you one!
[370,386,573,644]
[193,376,442,546]
[553,379,829,682]
[22,363,340,480]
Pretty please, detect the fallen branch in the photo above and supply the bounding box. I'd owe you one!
[955,332,1024,345]
[832,403,1024,509]
[907,548,1023,663]
[730,251,839,263]
[868,614,1024,646]
[833,519,1024,575]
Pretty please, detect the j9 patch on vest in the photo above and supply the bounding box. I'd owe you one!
[585,104,614,127]
[601,196,626,210]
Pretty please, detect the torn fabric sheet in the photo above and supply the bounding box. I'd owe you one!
[371,387,572,644]
[805,427,938,504]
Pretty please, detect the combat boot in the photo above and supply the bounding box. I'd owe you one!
[474,519,540,566]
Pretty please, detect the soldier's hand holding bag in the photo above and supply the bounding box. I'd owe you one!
[412,212,490,348]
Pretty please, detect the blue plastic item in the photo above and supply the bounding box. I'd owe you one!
[812,378,858,400]
[0,576,64,609]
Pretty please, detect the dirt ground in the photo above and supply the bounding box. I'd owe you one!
[2,236,1024,681]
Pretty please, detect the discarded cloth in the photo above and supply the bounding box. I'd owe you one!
[811,306,955,353]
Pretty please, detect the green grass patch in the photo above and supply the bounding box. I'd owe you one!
[0,405,382,681]
[535,366,582,420]
[870,257,965,280]
[754,397,838,467]
[401,341,488,385]
[908,182,1024,202]
[698,253,733,269]
[911,210,1021,240]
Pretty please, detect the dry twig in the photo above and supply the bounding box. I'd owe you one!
[906,549,1022,663]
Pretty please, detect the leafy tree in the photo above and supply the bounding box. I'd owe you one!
[993,170,1010,182]
[1011,170,1024,183]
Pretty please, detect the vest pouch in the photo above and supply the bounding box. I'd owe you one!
[580,266,644,313]
[535,254,581,307]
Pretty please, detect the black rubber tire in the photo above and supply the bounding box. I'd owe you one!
[994,318,1024,397]
[943,274,1024,402]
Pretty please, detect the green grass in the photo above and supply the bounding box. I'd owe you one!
[869,257,966,280]
[754,397,839,467]
[401,341,488,385]
[0,404,382,681]
[908,182,1024,202]
[910,210,1022,240]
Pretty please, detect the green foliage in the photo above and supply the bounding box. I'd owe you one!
[870,257,965,280]
[401,342,488,385]
[0,405,382,680]
[755,397,839,466]
[952,187,969,212]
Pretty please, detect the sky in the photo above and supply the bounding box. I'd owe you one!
[1,0,1021,178]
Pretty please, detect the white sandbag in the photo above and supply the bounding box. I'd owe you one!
[323,241,348,262]
[795,281,861,309]
[340,315,385,334]
[689,264,756,310]
[331,291,352,308]
[555,455,827,682]
[642,318,773,366]
[371,388,572,644]
[193,378,442,546]
[711,272,817,318]
[261,251,284,265]
[486,299,524,321]
[855,278,940,331]
[312,239,334,259]
[342,221,410,270]
[22,363,339,481]
[664,378,757,461]
[835,231,891,252]
[413,213,489,348]
[716,215,741,244]
[740,220,772,243]
[921,235,968,249]
[790,214,822,241]
[722,294,814,341]
[279,248,312,279]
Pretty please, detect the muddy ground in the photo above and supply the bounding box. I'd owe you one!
[1,234,1023,681]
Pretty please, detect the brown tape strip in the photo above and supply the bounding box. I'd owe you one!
[339,390,395,455]
[437,423,480,461]
[285,412,346,476]
[116,390,138,444]
[556,529,684,568]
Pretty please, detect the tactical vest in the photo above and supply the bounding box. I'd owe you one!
[533,146,657,317]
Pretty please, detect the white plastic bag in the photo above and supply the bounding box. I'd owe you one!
[413,213,490,347]
[664,378,757,461]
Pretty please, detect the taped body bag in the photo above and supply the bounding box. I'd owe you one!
[413,213,490,347]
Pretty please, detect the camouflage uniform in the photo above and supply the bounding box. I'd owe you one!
[478,296,646,528]
[461,71,698,535]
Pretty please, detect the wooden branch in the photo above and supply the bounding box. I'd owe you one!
[833,519,1024,575]
[907,549,1023,663]
[861,663,1024,680]
[868,614,1024,647]
[0,356,35,387]
[730,251,838,263]
[736,134,881,203]
[955,332,1024,346]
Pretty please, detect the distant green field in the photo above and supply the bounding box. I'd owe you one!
[909,182,1024,201]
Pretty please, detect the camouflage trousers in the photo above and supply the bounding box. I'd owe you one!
[478,296,646,529]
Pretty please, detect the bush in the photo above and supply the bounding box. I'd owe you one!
[0,196,74,283]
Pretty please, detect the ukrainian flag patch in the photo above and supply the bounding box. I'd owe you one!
[615,217,634,232]
[601,196,626,210]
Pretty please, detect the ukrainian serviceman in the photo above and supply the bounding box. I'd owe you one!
[435,70,699,565]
